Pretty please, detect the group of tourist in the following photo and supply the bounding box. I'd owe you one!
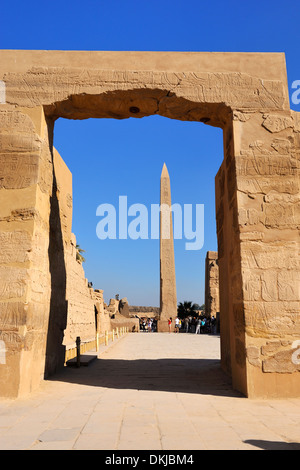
[170,315,217,335]
[139,318,157,332]
[139,315,218,335]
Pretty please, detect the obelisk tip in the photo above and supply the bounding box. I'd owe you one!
[161,163,169,178]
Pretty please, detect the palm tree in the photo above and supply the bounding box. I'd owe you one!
[177,301,197,319]
[76,244,86,263]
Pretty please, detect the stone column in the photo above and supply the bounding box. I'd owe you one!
[205,251,220,318]
[216,111,300,398]
[0,105,54,397]
[234,110,300,398]
[157,163,177,332]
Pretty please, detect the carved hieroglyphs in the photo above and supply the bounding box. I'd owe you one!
[0,50,299,399]
[158,163,177,332]
[205,251,220,319]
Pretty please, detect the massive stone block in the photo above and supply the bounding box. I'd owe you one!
[0,50,298,398]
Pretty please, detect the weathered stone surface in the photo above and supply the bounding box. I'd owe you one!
[263,350,300,373]
[246,346,261,367]
[216,103,299,397]
[0,230,32,264]
[262,113,294,133]
[205,251,220,318]
[119,298,130,317]
[63,234,96,345]
[129,305,160,317]
[3,69,288,123]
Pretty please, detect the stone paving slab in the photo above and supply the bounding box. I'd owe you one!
[0,333,300,450]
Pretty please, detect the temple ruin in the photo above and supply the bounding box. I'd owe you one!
[0,50,299,399]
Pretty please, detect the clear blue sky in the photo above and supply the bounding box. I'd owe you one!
[1,0,299,306]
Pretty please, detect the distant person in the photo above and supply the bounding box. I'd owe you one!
[211,316,216,334]
[195,318,201,334]
[175,317,180,333]
[168,317,172,333]
[184,317,189,333]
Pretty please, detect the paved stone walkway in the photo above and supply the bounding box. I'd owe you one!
[0,333,300,450]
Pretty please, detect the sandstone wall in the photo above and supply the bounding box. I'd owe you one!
[110,314,140,333]
[63,235,96,345]
[52,149,97,347]
[53,152,138,344]
[104,298,140,332]
[129,306,160,317]
[94,289,111,335]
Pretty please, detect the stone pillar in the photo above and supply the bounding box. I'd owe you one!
[0,105,54,397]
[158,163,177,332]
[235,110,300,398]
[216,111,300,398]
[215,119,244,389]
[205,251,220,318]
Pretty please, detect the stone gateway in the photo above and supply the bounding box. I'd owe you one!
[0,50,299,399]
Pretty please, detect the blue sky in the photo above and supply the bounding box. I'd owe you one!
[1,0,299,306]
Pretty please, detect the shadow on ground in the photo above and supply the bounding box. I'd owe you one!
[244,440,300,450]
[49,357,242,398]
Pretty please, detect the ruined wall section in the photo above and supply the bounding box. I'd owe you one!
[94,289,112,334]
[104,298,139,333]
[129,306,160,317]
[63,234,96,345]
[52,149,103,346]
[53,150,137,344]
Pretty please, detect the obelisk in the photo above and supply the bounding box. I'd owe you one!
[158,163,177,332]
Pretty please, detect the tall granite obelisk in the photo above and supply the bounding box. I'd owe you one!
[158,163,177,332]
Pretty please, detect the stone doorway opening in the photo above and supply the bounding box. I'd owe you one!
[52,113,223,347]
[44,86,246,399]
